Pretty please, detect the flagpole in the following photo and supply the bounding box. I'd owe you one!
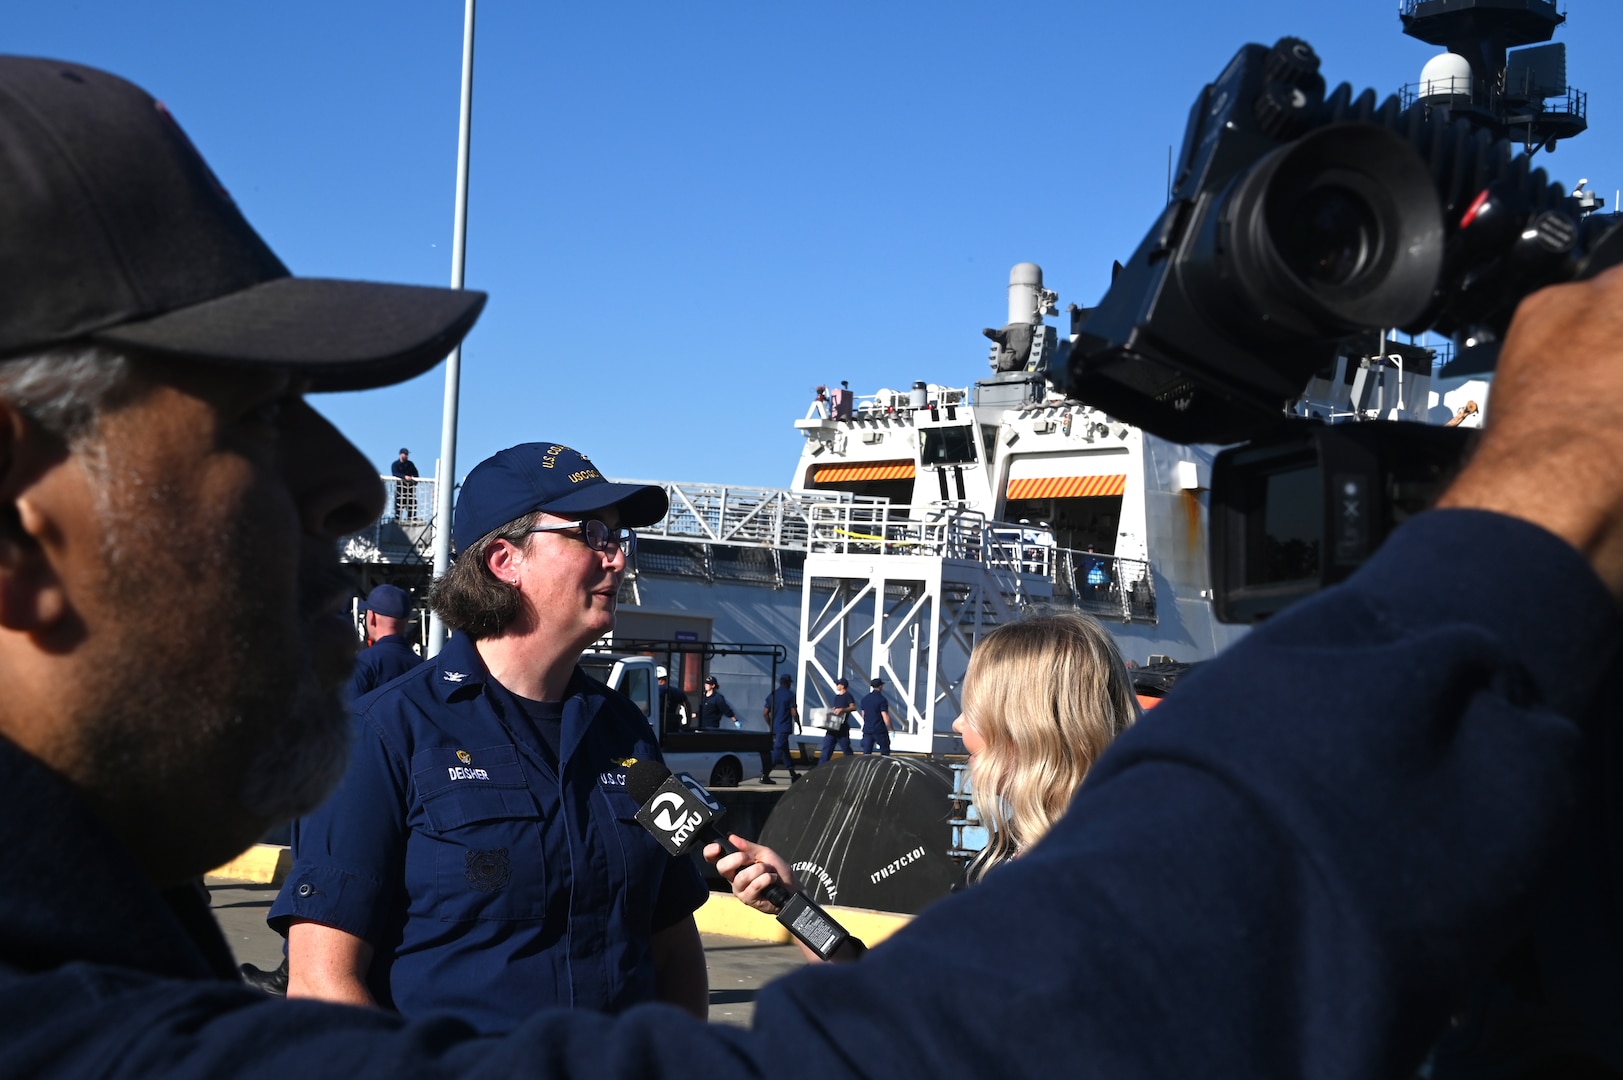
[427,0,476,658]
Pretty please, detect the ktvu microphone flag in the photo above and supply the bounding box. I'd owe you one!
[634,774,722,856]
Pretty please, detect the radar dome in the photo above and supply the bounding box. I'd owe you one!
[1419,53,1472,104]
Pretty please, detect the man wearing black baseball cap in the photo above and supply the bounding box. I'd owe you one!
[391,448,421,521]
[270,441,710,1031]
[0,52,491,1064]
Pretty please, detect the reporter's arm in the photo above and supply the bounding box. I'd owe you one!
[701,837,861,964]
[286,920,377,1008]
[703,835,798,915]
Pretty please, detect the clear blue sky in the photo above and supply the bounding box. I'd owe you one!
[14,1,1623,489]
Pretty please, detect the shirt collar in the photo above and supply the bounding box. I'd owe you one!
[429,631,489,702]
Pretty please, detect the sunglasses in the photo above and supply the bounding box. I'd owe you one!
[528,519,636,555]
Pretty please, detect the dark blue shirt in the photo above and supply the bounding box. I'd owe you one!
[347,633,422,700]
[3,511,1621,1077]
[698,690,736,728]
[659,684,689,730]
[860,689,890,733]
[269,631,707,1033]
[829,690,856,731]
[765,686,796,734]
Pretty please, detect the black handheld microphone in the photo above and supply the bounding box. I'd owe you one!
[626,760,860,960]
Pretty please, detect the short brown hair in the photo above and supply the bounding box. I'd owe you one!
[426,510,543,639]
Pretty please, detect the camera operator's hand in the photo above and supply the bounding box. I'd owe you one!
[1439,264,1623,598]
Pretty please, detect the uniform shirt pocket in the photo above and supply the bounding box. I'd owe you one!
[601,786,672,928]
[412,745,549,922]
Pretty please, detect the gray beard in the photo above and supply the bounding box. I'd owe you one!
[238,675,352,824]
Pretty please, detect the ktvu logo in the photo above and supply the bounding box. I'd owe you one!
[649,791,704,848]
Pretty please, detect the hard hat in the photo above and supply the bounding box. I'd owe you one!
[656,666,668,678]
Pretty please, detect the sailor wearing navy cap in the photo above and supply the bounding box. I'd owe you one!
[818,677,858,764]
[860,678,894,756]
[347,583,422,699]
[271,442,709,1032]
[390,448,420,520]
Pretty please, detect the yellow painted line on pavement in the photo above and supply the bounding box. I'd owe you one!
[694,892,912,946]
[206,843,291,886]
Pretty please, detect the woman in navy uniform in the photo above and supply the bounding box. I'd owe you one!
[697,675,739,728]
[270,443,709,1033]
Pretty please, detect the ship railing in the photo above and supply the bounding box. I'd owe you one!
[806,501,993,560]
[340,477,885,570]
[1399,76,1588,128]
[799,500,1159,620]
[634,481,888,551]
[844,384,972,419]
[1054,549,1156,622]
[340,474,439,565]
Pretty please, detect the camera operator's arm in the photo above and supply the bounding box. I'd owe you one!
[1438,265,1623,597]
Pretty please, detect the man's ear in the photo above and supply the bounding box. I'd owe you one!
[0,401,71,633]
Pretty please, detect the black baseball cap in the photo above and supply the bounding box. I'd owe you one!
[0,57,486,389]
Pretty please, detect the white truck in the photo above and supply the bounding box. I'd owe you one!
[577,652,768,788]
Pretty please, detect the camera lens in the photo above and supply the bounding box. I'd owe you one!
[1216,124,1442,336]
[1280,185,1377,288]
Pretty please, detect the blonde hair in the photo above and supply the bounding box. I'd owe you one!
[962,612,1138,883]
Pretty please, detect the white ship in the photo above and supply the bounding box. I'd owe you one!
[767,262,1249,754]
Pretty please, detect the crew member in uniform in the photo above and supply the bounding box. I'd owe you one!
[860,677,893,756]
[697,675,739,728]
[818,677,857,765]
[348,583,422,698]
[270,442,710,1033]
[391,447,419,520]
[761,674,800,784]
[657,665,689,733]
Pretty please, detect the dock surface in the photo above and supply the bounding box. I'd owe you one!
[207,882,808,1028]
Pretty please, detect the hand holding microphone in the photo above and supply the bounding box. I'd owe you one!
[626,760,863,962]
[708,835,796,916]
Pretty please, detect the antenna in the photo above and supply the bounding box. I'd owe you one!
[1399,0,1587,152]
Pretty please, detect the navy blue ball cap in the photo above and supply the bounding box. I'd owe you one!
[362,583,411,619]
[0,56,485,390]
[452,442,668,552]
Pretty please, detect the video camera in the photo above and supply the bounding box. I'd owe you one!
[1064,37,1623,621]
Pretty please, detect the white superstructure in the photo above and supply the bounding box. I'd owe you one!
[784,263,1248,754]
